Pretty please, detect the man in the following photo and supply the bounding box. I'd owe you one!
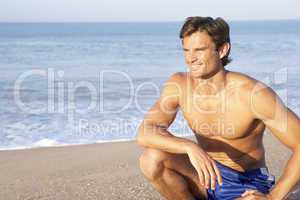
[136,16,300,200]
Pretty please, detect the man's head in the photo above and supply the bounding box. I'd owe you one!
[180,16,231,79]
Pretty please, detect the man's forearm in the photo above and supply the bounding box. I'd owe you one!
[269,148,300,200]
[136,124,197,154]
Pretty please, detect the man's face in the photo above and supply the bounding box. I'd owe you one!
[183,31,223,79]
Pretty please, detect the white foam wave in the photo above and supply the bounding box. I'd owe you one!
[32,139,63,147]
[0,138,137,151]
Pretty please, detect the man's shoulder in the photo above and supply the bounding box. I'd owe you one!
[227,71,273,105]
[165,72,187,86]
[161,72,186,96]
[168,72,187,80]
[227,71,263,91]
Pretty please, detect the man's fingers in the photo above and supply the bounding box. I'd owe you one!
[242,190,253,197]
[211,160,222,186]
[206,162,217,190]
[240,190,265,200]
[202,166,210,189]
[237,195,253,200]
[242,189,255,197]
[196,168,205,186]
[234,198,247,200]
[242,190,263,197]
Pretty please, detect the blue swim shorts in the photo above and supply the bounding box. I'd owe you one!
[205,161,275,200]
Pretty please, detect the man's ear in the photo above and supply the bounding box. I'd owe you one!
[218,42,230,59]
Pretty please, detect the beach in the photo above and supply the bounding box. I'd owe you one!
[1,133,299,200]
[0,21,300,200]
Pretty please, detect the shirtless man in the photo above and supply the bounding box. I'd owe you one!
[136,17,300,200]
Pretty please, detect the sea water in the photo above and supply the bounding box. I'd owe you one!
[0,20,300,150]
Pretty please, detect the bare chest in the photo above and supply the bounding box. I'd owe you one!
[180,90,263,139]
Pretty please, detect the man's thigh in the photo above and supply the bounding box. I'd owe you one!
[162,150,208,199]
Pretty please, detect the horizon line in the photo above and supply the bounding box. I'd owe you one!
[0,18,300,23]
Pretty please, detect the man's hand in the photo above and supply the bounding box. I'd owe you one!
[235,190,273,200]
[185,143,222,190]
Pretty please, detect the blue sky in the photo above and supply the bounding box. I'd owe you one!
[0,0,299,22]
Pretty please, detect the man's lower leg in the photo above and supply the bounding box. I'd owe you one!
[149,167,199,200]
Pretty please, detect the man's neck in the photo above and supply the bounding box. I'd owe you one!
[191,68,228,96]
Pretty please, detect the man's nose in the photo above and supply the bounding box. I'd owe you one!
[189,52,197,63]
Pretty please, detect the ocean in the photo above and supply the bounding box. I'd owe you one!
[0,20,300,150]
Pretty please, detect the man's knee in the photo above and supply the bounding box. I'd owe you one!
[139,148,169,181]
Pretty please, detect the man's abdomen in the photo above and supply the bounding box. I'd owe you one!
[195,133,266,172]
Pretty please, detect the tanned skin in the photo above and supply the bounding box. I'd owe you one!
[137,31,300,200]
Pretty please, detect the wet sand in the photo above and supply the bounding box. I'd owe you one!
[0,133,299,200]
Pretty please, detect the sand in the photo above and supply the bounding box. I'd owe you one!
[0,133,299,200]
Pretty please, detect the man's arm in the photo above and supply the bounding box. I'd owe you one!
[251,82,300,200]
[136,72,196,153]
[136,72,223,189]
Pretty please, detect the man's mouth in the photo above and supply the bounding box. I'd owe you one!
[191,63,204,71]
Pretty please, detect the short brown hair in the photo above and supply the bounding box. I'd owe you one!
[180,16,232,66]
